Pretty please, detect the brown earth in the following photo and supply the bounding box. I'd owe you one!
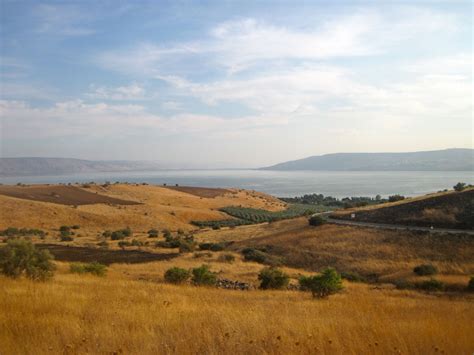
[0,185,140,205]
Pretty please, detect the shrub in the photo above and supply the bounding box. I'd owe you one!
[178,240,195,253]
[97,240,109,249]
[217,253,235,263]
[70,262,107,276]
[258,267,289,290]
[131,239,143,247]
[192,265,217,286]
[71,225,80,230]
[148,229,159,238]
[162,229,171,239]
[118,240,131,248]
[164,267,191,284]
[110,228,131,240]
[299,268,343,298]
[0,239,55,281]
[199,242,225,251]
[416,278,445,292]
[102,230,112,238]
[388,195,405,203]
[193,252,213,258]
[467,277,474,292]
[59,230,73,241]
[242,248,268,263]
[413,264,438,276]
[308,215,325,226]
[453,182,466,192]
[0,227,46,238]
[59,226,71,232]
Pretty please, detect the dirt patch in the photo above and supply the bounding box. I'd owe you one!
[164,186,231,198]
[36,244,178,265]
[0,185,140,206]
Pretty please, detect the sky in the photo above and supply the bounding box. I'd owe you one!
[0,0,472,168]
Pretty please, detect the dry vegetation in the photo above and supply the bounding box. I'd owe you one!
[0,184,285,232]
[1,271,473,355]
[1,184,473,354]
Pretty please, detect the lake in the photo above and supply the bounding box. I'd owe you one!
[1,170,472,198]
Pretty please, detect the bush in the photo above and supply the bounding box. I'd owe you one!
[413,264,438,276]
[258,267,289,290]
[148,229,159,238]
[71,225,80,230]
[299,268,343,298]
[308,215,325,226]
[453,182,466,192]
[0,227,46,238]
[217,253,235,263]
[193,252,213,258]
[242,248,268,263]
[102,230,112,238]
[118,240,131,248]
[467,277,474,292]
[164,267,191,284]
[388,195,405,203]
[59,225,71,232]
[162,229,171,239]
[0,239,55,281]
[110,228,132,240]
[178,240,195,253]
[416,278,444,292]
[70,262,107,276]
[59,230,73,241]
[192,265,217,286]
[199,242,225,251]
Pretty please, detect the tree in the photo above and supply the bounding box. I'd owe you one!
[453,182,466,192]
[308,215,326,226]
[388,195,405,203]
[299,268,343,298]
[164,267,191,284]
[191,265,217,286]
[0,239,55,281]
[258,267,289,289]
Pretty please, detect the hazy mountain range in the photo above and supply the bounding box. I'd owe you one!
[1,149,472,177]
[261,149,473,171]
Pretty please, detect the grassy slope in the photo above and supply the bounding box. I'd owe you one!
[1,272,473,354]
[331,188,474,229]
[0,184,285,232]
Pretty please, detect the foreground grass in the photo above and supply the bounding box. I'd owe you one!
[1,274,473,354]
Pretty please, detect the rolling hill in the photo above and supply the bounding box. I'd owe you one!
[261,148,474,171]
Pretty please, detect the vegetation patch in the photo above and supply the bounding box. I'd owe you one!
[191,264,217,286]
[0,227,46,238]
[299,268,344,298]
[164,267,191,284]
[413,264,438,276]
[70,262,107,277]
[258,267,289,289]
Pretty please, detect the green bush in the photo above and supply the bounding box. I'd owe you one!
[59,225,71,232]
[0,227,46,238]
[413,264,438,276]
[71,225,80,230]
[59,230,73,241]
[467,277,474,292]
[258,267,289,289]
[453,182,466,192]
[164,267,191,284]
[148,229,159,238]
[70,262,107,276]
[308,215,325,226]
[192,265,217,286]
[416,278,444,292]
[217,253,235,263]
[199,242,225,251]
[299,268,343,298]
[242,248,267,263]
[0,239,55,281]
[388,195,405,203]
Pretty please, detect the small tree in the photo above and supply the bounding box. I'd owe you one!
[258,267,289,289]
[299,268,343,298]
[453,182,466,192]
[192,265,217,286]
[388,195,405,203]
[164,267,191,284]
[308,215,326,226]
[0,239,55,281]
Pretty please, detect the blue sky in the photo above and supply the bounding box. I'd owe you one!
[0,1,472,168]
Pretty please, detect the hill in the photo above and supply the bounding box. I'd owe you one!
[261,148,474,171]
[330,188,474,229]
[0,157,165,177]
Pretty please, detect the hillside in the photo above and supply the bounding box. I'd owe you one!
[331,188,474,229]
[261,148,474,171]
[0,184,285,232]
[0,157,165,177]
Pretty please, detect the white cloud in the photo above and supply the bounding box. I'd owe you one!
[34,4,95,36]
[86,83,146,100]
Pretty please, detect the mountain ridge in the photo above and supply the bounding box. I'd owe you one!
[261,148,474,171]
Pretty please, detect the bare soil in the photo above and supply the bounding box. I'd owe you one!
[0,185,140,206]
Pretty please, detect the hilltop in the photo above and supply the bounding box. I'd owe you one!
[261,148,474,171]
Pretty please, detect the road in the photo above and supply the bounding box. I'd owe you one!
[325,217,474,235]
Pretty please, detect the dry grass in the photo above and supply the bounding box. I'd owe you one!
[0,184,285,232]
[1,272,473,355]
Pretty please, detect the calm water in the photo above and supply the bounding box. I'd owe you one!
[1,170,472,198]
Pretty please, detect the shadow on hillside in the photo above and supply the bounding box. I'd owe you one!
[36,244,178,265]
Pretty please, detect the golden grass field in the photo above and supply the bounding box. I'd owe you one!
[1,271,473,355]
[1,184,473,354]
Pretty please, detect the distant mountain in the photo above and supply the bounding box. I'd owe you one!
[261,149,474,171]
[0,158,166,177]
